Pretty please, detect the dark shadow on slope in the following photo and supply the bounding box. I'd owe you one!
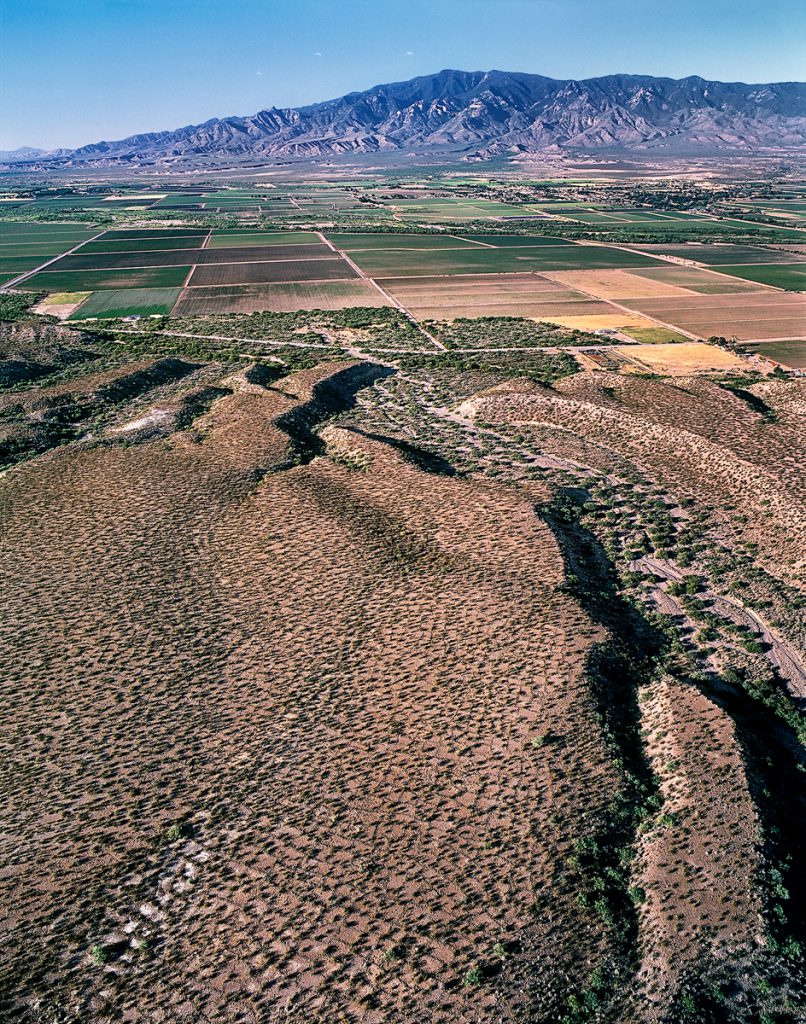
[539,488,668,1015]
[349,427,460,476]
[271,362,394,468]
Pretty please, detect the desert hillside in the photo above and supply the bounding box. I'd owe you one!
[0,321,803,1024]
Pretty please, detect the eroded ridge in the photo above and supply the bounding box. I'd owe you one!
[1,358,623,1023]
[2,325,804,1024]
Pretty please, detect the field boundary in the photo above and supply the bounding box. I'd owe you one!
[318,231,446,351]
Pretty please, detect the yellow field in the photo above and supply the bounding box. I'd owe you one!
[33,292,92,319]
[39,291,91,305]
[544,312,691,341]
[544,269,696,299]
[614,342,747,374]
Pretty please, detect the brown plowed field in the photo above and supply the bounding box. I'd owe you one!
[380,272,612,320]
[629,293,806,340]
[172,281,391,315]
[410,300,615,320]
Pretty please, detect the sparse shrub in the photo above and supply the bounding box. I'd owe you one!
[89,944,107,967]
[463,963,483,987]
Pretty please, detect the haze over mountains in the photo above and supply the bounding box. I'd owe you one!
[12,69,806,167]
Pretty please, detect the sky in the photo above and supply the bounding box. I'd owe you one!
[1,0,804,151]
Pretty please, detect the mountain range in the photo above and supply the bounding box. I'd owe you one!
[14,69,806,167]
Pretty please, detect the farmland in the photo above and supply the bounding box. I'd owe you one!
[744,339,806,368]
[171,280,390,315]
[67,287,182,319]
[25,265,191,291]
[0,213,800,340]
[636,243,806,265]
[710,263,806,291]
[342,243,659,277]
[0,179,803,339]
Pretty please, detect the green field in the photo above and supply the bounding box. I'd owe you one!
[152,194,206,207]
[744,340,806,367]
[0,221,98,240]
[710,263,806,291]
[0,255,67,274]
[0,245,81,265]
[562,210,669,224]
[208,230,322,248]
[68,287,181,319]
[79,235,209,253]
[25,265,191,292]
[353,244,659,277]
[391,198,533,221]
[327,232,486,250]
[460,234,571,247]
[638,244,806,265]
[737,202,806,213]
[101,228,206,240]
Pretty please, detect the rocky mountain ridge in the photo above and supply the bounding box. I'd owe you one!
[16,69,806,166]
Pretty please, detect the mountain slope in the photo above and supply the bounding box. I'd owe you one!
[30,69,806,165]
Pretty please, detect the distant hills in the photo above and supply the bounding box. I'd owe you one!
[12,69,806,167]
[0,147,60,163]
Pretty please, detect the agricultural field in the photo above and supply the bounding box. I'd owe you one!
[326,232,489,250]
[347,243,659,278]
[375,272,610,321]
[5,226,364,317]
[67,288,182,319]
[0,221,101,282]
[31,291,92,319]
[187,257,357,286]
[171,280,390,315]
[25,265,191,291]
[627,291,806,340]
[635,243,806,265]
[79,235,209,253]
[545,266,766,299]
[744,339,806,368]
[3,226,798,341]
[206,229,322,247]
[709,263,806,291]
[388,197,537,220]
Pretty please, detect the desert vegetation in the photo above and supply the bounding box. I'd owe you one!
[0,171,804,1024]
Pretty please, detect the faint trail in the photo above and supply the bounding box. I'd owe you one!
[633,555,806,699]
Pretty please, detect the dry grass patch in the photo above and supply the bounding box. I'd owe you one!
[614,342,748,374]
[542,313,684,338]
[544,269,698,299]
[32,292,92,320]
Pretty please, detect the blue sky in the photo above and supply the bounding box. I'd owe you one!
[1,0,804,150]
